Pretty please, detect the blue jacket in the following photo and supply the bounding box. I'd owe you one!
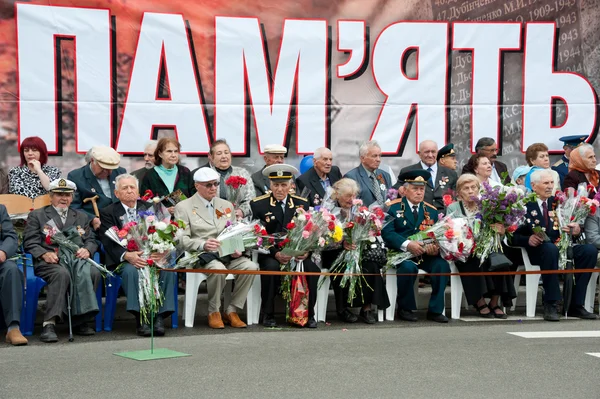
[343,164,392,207]
[68,164,126,218]
[512,197,560,247]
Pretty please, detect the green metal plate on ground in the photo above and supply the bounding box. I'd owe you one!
[114,348,191,361]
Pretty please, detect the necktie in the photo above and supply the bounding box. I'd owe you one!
[542,201,549,226]
[412,205,419,221]
[127,208,136,222]
[427,167,434,188]
[370,174,384,205]
[59,210,67,222]
[273,200,284,222]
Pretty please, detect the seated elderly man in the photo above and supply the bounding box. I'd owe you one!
[68,146,126,229]
[0,204,27,345]
[175,167,258,329]
[251,164,320,328]
[513,169,597,321]
[382,170,450,323]
[23,179,100,342]
[99,174,176,336]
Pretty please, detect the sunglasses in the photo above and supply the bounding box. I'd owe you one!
[200,182,220,188]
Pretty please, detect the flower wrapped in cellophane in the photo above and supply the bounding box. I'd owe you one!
[385,213,456,268]
[326,201,390,305]
[472,182,536,267]
[103,208,186,323]
[225,175,248,210]
[554,185,599,269]
[436,217,476,263]
[44,220,114,278]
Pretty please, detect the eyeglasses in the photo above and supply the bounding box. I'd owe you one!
[200,182,220,188]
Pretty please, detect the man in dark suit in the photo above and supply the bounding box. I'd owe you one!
[23,178,100,342]
[461,137,510,185]
[131,140,157,183]
[382,170,449,323]
[296,147,342,206]
[512,169,597,321]
[250,164,319,328]
[99,174,176,337]
[68,146,126,229]
[251,144,287,196]
[396,140,457,211]
[0,204,27,345]
[344,140,392,207]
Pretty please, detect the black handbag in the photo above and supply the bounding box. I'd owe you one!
[361,237,388,265]
[487,252,512,272]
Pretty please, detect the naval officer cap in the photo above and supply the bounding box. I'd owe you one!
[398,169,431,186]
[49,178,77,193]
[263,144,288,154]
[559,135,588,147]
[262,164,298,180]
[436,143,456,161]
[91,146,121,170]
[193,167,220,183]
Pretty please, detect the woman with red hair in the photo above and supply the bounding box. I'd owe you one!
[8,136,61,199]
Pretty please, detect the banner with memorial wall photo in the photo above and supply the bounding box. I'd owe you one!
[0,0,598,179]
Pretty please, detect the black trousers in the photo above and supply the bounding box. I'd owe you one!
[526,243,594,305]
[0,260,23,328]
[455,256,517,308]
[330,260,390,311]
[257,254,318,318]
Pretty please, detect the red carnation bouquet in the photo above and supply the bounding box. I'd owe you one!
[225,175,248,209]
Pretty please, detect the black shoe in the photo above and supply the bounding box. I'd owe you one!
[153,315,165,336]
[73,322,95,336]
[137,324,151,337]
[306,318,317,328]
[40,324,58,343]
[544,303,560,321]
[338,308,358,323]
[359,309,376,324]
[426,311,449,323]
[568,305,598,320]
[398,309,418,322]
[262,314,277,328]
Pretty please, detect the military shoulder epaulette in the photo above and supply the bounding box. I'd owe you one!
[423,201,437,210]
[252,193,270,202]
[388,198,403,206]
[553,159,564,167]
[290,194,308,201]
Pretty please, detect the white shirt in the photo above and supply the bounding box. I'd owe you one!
[421,161,437,187]
[490,163,501,183]
[400,199,420,252]
[52,206,68,223]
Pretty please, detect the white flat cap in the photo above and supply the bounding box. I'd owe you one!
[194,167,220,182]
[49,178,77,193]
[91,146,121,170]
[263,144,287,154]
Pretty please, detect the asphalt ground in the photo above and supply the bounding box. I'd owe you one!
[2,309,600,399]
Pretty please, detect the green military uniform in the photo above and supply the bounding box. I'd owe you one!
[382,190,449,316]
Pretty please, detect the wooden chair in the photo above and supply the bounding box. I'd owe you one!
[33,194,51,209]
[0,194,32,215]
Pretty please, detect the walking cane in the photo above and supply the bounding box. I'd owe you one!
[67,291,74,342]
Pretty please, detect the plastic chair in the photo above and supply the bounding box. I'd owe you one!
[511,248,542,318]
[448,261,469,319]
[32,194,51,209]
[314,266,330,323]
[0,194,33,215]
[585,270,599,314]
[183,264,261,327]
[19,252,103,336]
[103,272,179,331]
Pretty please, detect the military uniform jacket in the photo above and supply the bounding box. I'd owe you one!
[552,155,569,189]
[397,163,457,211]
[382,197,439,251]
[512,197,561,248]
[250,193,309,256]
